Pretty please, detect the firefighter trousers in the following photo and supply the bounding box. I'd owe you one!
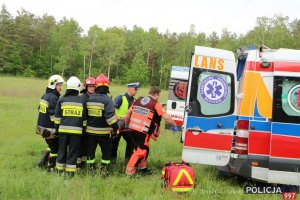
[56,133,81,172]
[86,134,112,167]
[126,131,150,175]
[45,137,59,168]
[78,133,88,165]
[111,131,135,161]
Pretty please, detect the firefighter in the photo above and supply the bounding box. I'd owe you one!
[77,77,96,169]
[125,86,178,176]
[55,76,87,176]
[111,82,139,162]
[36,75,64,171]
[86,74,124,175]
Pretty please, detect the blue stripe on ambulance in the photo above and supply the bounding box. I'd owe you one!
[186,115,236,132]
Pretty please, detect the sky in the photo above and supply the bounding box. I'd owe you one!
[2,0,300,35]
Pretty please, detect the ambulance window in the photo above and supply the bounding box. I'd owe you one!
[273,76,300,123]
[281,78,300,117]
[195,70,234,116]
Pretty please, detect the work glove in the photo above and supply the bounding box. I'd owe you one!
[171,126,178,134]
[53,129,59,138]
[111,131,119,139]
[117,119,125,130]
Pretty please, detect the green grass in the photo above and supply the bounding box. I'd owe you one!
[0,76,282,200]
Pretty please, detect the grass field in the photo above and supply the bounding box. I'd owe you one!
[0,76,283,200]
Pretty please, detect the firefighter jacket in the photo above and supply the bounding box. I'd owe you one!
[128,96,164,136]
[37,88,60,132]
[54,93,87,135]
[81,92,90,103]
[86,93,118,136]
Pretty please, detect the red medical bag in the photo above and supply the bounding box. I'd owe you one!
[162,161,195,192]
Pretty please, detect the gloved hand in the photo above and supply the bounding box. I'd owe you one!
[171,126,178,134]
[117,119,125,130]
[53,129,59,138]
[111,131,119,139]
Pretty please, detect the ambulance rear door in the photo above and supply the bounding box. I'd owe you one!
[166,66,189,130]
[182,46,237,166]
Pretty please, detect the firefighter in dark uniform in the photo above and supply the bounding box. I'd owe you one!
[111,82,139,162]
[86,74,124,175]
[125,86,178,176]
[77,77,96,169]
[36,75,64,171]
[55,76,87,176]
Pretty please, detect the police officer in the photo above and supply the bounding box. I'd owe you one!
[86,74,124,175]
[111,82,139,162]
[55,76,87,176]
[36,75,64,171]
[77,77,96,169]
[125,86,178,176]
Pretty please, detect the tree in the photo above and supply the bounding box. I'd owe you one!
[52,17,82,76]
[0,4,21,74]
[98,27,125,79]
[208,31,219,47]
[125,53,149,85]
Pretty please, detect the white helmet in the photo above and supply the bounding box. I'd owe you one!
[48,75,64,89]
[67,76,82,91]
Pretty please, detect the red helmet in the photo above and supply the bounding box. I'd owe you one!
[95,74,110,87]
[84,77,96,88]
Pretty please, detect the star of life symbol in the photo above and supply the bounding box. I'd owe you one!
[141,96,151,105]
[200,75,228,104]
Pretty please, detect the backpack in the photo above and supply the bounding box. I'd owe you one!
[162,161,196,192]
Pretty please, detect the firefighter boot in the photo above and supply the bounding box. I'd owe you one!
[65,171,75,178]
[47,156,57,172]
[86,162,96,175]
[37,149,50,168]
[100,163,110,178]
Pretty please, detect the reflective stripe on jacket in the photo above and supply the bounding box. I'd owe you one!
[86,93,118,135]
[37,90,59,129]
[55,95,86,135]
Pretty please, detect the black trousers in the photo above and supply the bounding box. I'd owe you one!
[78,133,88,161]
[87,134,112,164]
[45,137,59,167]
[57,134,81,168]
[111,131,135,160]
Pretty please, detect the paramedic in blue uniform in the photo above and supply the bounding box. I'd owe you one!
[111,82,139,162]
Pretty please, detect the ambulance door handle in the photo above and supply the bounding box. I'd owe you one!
[217,122,222,128]
[171,101,177,109]
[187,128,203,133]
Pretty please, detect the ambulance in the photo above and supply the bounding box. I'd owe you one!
[166,66,189,130]
[181,46,300,185]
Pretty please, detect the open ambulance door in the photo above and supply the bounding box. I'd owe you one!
[166,66,189,130]
[182,46,237,166]
[269,59,300,186]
